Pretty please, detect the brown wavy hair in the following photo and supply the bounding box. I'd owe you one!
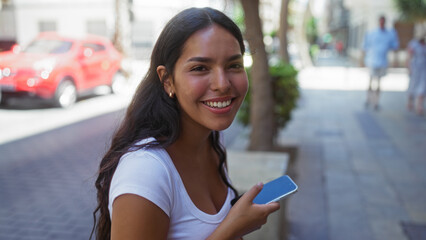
[90,7,245,240]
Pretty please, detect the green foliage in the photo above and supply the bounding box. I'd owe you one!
[269,30,278,38]
[232,3,245,33]
[270,61,299,129]
[237,61,299,131]
[393,0,426,22]
[305,17,318,44]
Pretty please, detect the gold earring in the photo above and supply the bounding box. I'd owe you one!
[169,92,173,98]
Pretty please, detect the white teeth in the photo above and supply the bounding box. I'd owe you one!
[204,100,232,108]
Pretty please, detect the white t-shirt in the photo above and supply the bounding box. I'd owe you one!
[108,138,235,239]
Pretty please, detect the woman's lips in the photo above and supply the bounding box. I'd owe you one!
[202,97,235,113]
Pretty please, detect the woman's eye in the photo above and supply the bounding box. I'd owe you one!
[230,63,243,69]
[190,66,207,72]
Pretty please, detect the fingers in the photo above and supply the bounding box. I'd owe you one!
[223,184,282,238]
[243,182,264,202]
[264,202,280,214]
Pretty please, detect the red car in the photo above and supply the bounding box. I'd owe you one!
[0,32,125,108]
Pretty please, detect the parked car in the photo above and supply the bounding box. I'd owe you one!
[0,32,125,108]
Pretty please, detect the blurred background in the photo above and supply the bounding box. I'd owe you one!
[0,0,425,239]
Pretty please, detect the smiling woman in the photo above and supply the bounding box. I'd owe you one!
[91,7,280,240]
[157,24,248,132]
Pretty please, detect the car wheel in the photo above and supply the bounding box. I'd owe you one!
[110,71,127,94]
[54,80,77,108]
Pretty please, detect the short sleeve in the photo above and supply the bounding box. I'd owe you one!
[108,150,173,218]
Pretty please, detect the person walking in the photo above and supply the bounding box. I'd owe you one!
[407,35,426,115]
[90,7,280,240]
[362,15,399,110]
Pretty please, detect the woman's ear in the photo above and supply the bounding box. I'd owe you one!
[157,65,174,96]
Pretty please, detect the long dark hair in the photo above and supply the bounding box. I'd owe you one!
[90,7,245,240]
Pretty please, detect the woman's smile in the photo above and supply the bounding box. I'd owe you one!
[203,99,232,109]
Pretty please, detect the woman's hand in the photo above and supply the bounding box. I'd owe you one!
[208,183,281,240]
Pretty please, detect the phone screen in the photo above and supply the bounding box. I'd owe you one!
[253,175,298,204]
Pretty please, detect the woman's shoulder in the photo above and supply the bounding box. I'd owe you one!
[119,137,172,173]
[109,138,176,218]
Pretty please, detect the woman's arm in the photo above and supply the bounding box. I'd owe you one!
[111,194,170,240]
[207,183,281,240]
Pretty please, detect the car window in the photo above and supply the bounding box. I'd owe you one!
[83,43,106,52]
[24,39,73,54]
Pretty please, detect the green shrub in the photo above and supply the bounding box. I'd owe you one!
[237,61,299,132]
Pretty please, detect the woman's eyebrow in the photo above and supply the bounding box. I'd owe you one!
[187,54,243,63]
[187,56,212,63]
[228,54,243,62]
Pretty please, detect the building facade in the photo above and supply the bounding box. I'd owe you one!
[0,0,233,59]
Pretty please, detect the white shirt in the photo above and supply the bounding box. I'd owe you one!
[109,138,235,239]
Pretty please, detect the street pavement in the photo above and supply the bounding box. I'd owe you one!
[281,56,426,240]
[0,110,126,239]
[1,55,425,240]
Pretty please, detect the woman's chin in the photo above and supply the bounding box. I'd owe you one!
[209,120,235,132]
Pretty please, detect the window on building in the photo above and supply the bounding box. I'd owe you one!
[38,21,57,32]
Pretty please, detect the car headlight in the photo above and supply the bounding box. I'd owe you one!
[27,78,39,87]
[33,58,56,79]
[40,70,50,80]
[0,67,12,80]
[2,67,11,77]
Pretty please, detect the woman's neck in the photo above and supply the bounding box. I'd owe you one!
[175,113,215,154]
[173,129,212,158]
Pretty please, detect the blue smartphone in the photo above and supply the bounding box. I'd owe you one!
[252,175,298,204]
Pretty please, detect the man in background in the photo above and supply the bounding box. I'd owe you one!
[362,15,399,110]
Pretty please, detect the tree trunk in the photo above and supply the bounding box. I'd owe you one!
[279,0,290,63]
[240,0,275,151]
[113,0,130,57]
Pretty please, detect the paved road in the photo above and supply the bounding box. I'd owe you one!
[0,110,126,239]
[0,92,132,145]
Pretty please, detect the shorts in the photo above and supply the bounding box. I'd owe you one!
[370,67,387,78]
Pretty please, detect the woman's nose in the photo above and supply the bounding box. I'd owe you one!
[211,69,231,92]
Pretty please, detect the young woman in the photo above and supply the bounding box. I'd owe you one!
[91,7,280,240]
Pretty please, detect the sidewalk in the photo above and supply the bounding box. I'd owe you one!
[278,57,426,239]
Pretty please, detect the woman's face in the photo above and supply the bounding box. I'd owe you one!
[169,24,248,132]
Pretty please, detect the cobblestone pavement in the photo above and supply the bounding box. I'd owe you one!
[281,67,426,240]
[0,110,125,240]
